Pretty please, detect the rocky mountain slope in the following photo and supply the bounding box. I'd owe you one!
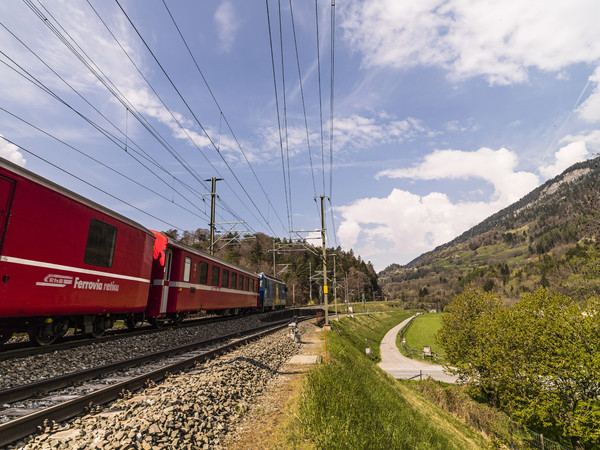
[379,157,600,309]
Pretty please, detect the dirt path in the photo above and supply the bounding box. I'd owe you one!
[223,320,323,449]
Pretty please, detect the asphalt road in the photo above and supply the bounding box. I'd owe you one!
[378,316,459,383]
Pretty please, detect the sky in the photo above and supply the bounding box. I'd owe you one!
[1,1,600,272]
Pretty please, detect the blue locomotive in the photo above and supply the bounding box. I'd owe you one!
[259,273,287,311]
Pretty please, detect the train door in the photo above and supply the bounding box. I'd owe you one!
[0,176,15,252]
[159,248,173,314]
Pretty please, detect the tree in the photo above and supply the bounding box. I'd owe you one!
[437,285,503,403]
[497,290,600,449]
[439,286,600,448]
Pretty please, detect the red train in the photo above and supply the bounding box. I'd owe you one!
[0,158,263,345]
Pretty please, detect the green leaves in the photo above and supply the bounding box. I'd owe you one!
[439,286,600,448]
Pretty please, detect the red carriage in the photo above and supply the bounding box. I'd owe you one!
[0,158,155,345]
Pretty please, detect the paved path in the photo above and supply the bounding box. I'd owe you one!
[378,316,459,383]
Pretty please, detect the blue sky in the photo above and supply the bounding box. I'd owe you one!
[1,1,600,272]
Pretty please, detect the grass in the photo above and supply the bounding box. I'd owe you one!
[399,313,445,359]
[328,300,408,315]
[283,312,495,449]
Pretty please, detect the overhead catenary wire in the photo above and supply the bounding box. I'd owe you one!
[160,0,290,236]
[0,22,164,178]
[0,135,185,231]
[24,0,255,234]
[82,0,248,228]
[0,107,210,221]
[0,29,213,213]
[289,0,321,209]
[11,1,339,247]
[277,0,294,232]
[0,28,230,228]
[114,0,277,236]
[328,0,337,246]
[265,0,292,233]
[83,0,252,228]
[314,0,326,195]
[21,1,214,197]
[329,0,336,200]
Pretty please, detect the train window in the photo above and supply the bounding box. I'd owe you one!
[183,257,191,282]
[251,279,255,292]
[84,219,117,268]
[211,266,220,286]
[238,275,244,290]
[231,272,237,290]
[222,269,229,288]
[244,276,249,291]
[198,261,208,284]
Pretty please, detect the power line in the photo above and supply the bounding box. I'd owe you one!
[0,28,213,214]
[329,0,336,199]
[160,0,289,236]
[115,0,277,236]
[23,0,255,234]
[278,0,294,231]
[1,135,185,231]
[82,0,251,230]
[0,107,210,221]
[265,0,292,232]
[329,0,337,246]
[289,0,320,203]
[0,27,220,220]
[22,0,213,197]
[314,0,326,195]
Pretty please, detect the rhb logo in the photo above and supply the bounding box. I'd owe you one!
[36,274,74,288]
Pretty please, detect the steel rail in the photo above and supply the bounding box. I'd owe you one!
[0,312,270,361]
[0,319,295,405]
[0,319,302,447]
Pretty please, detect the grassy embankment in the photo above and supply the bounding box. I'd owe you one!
[278,312,522,449]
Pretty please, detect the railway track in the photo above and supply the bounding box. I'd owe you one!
[0,312,251,362]
[0,318,300,447]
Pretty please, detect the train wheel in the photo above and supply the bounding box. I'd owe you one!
[125,316,137,330]
[172,312,186,326]
[150,318,166,329]
[0,330,13,344]
[28,325,57,346]
[89,327,105,338]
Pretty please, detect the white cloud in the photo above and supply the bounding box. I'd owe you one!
[539,141,589,179]
[340,147,540,270]
[257,113,430,164]
[333,115,429,151]
[561,130,600,151]
[0,136,26,166]
[377,147,539,205]
[577,67,600,123]
[445,118,479,133]
[337,188,497,270]
[214,2,239,52]
[341,0,600,85]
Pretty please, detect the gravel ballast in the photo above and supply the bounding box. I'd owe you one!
[0,315,284,390]
[10,320,311,449]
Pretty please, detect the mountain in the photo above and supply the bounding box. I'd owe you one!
[379,157,600,309]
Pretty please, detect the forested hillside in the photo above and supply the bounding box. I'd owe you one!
[379,157,600,309]
[161,228,381,305]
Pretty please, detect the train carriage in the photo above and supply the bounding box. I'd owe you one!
[148,233,260,324]
[259,273,287,311]
[0,158,155,345]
